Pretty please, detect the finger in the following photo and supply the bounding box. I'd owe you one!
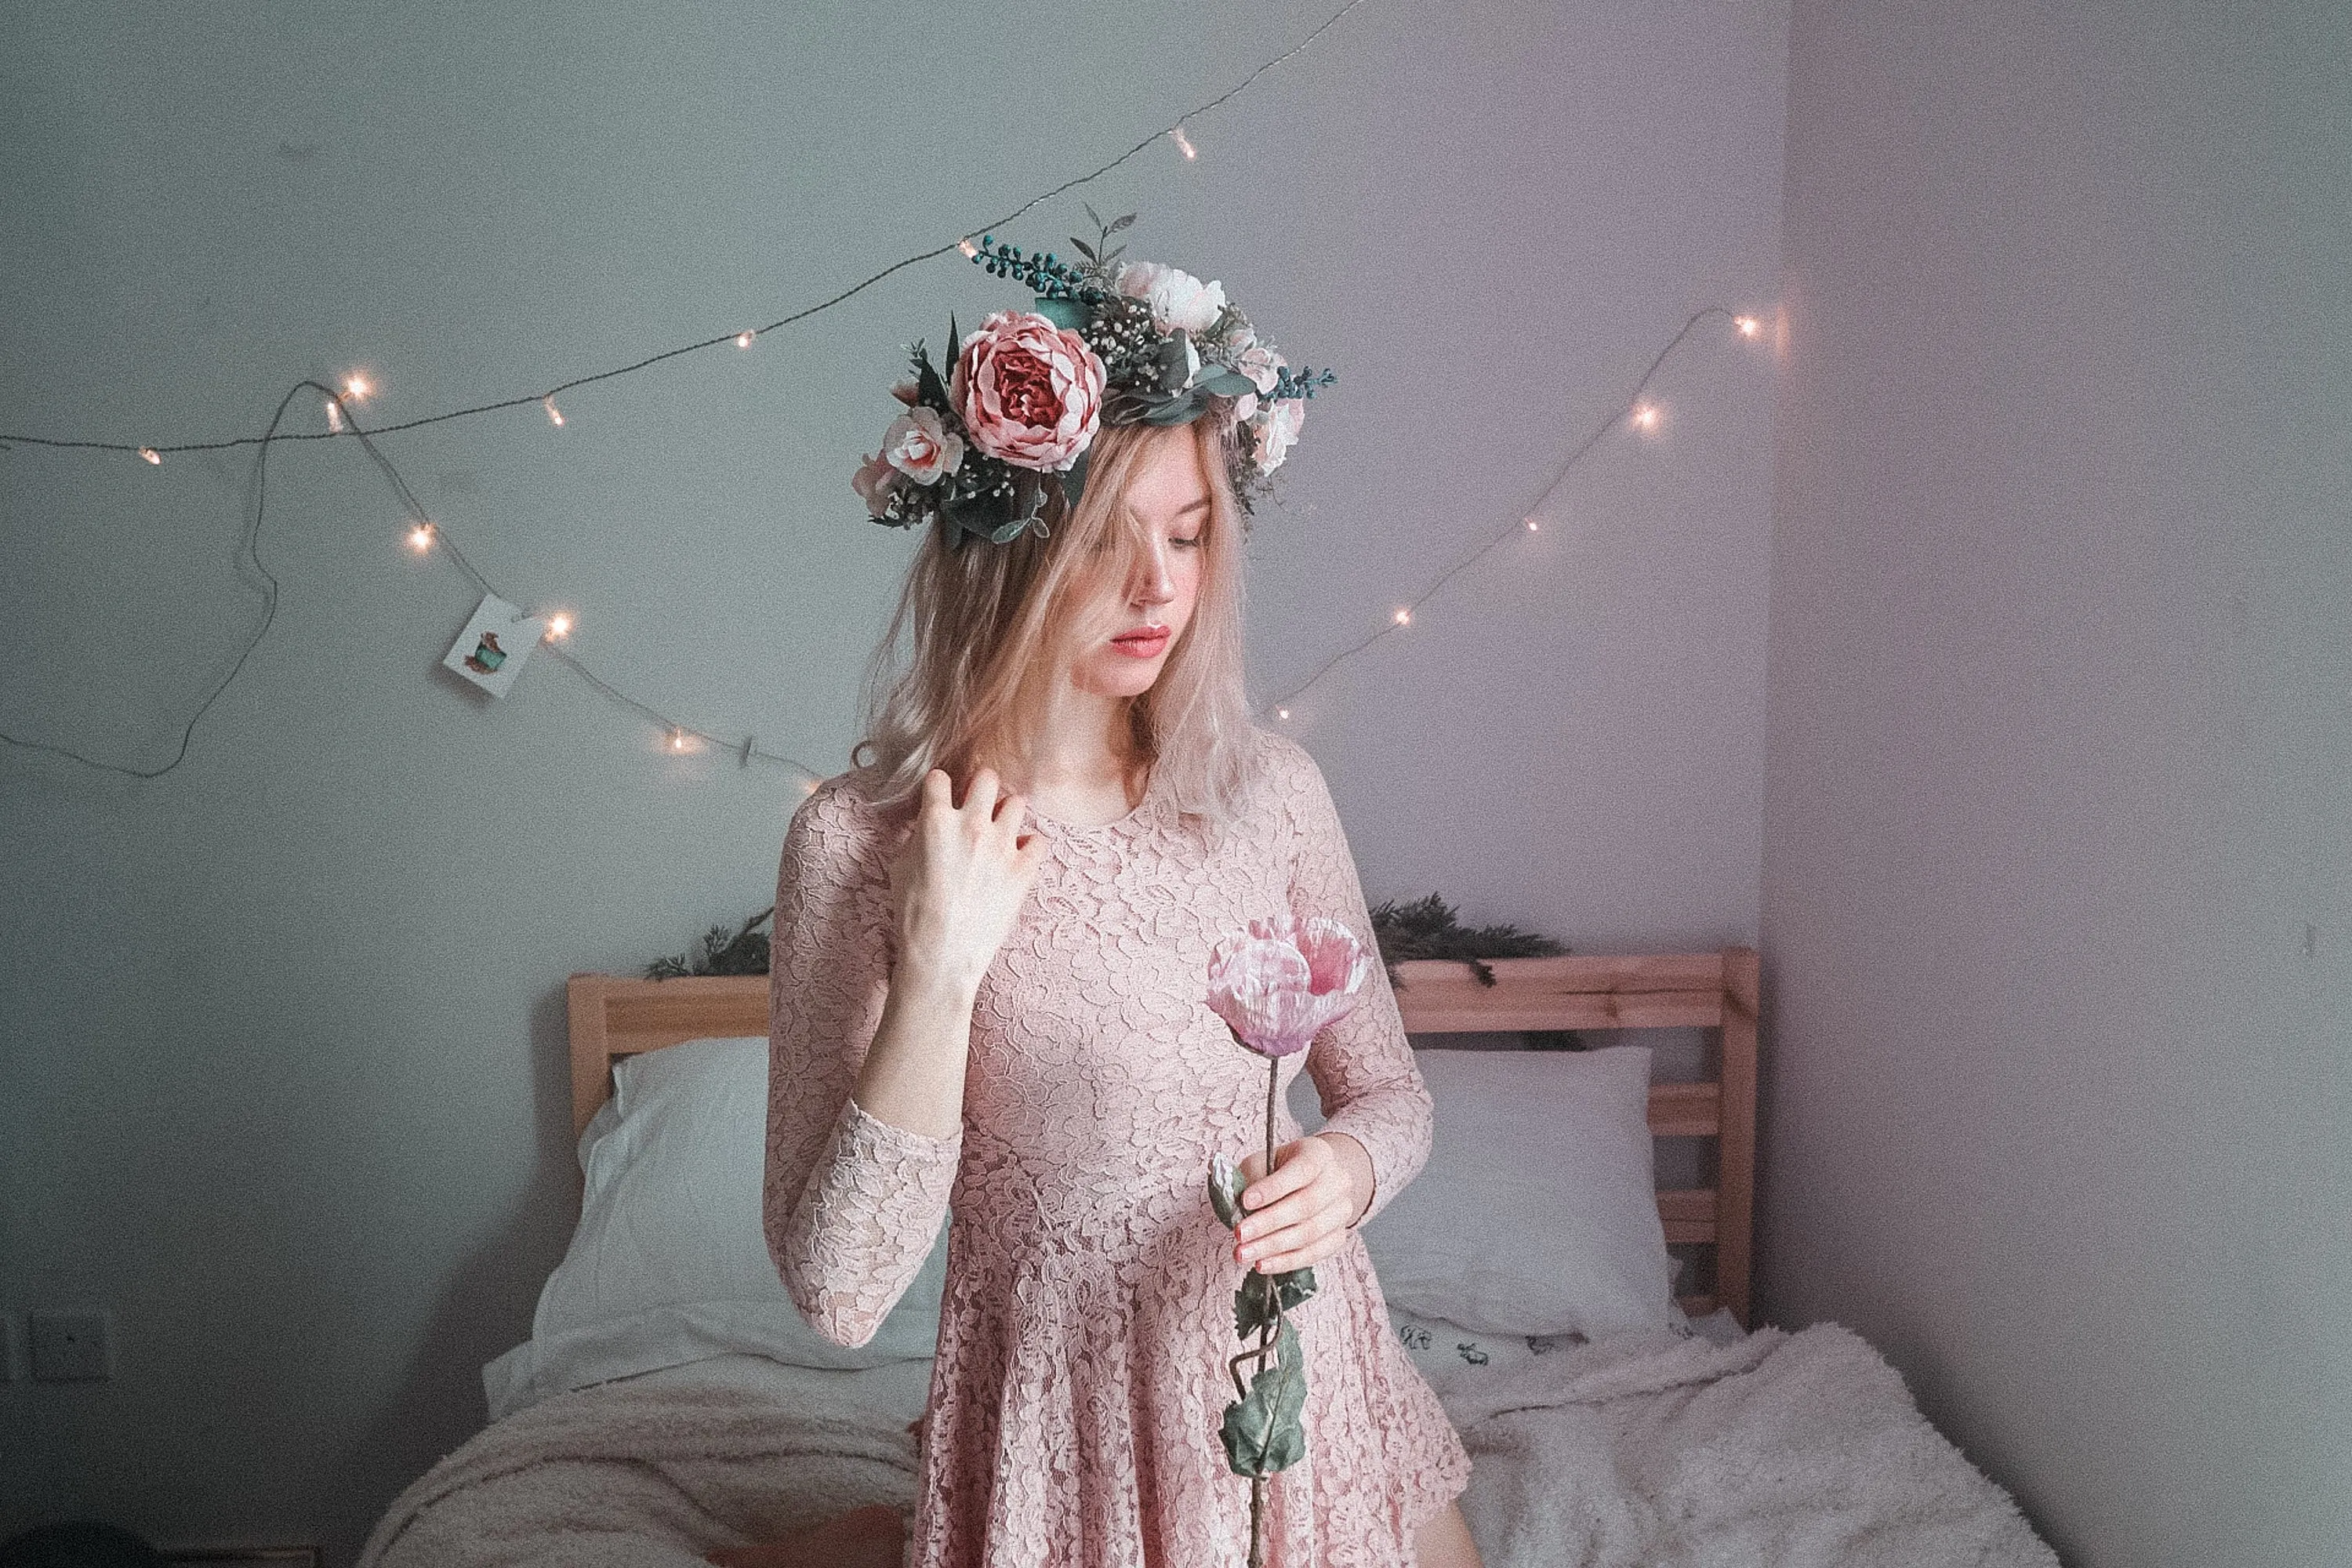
[1252,1232,1345,1274]
[1236,1185,1345,1248]
[1243,1207,1348,1270]
[920,768,953,811]
[1240,1140,1322,1210]
[995,789,1029,832]
[964,766,1000,814]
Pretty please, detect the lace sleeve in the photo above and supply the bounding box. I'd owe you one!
[1276,742,1434,1226]
[764,782,960,1348]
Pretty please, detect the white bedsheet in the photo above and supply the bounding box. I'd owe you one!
[362,1328,2054,1567]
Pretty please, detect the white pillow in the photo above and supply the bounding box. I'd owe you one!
[1301,1045,1676,1338]
[483,1036,948,1419]
[1389,1308,1541,1385]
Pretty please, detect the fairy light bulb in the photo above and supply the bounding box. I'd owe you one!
[343,374,372,400]
[667,728,692,753]
[1276,706,1291,720]
[957,238,980,259]
[543,612,572,640]
[1525,517,1541,532]
[139,448,162,465]
[407,521,436,552]
[1630,401,1661,432]
[325,398,344,432]
[543,396,564,427]
[1392,608,1411,626]
[1170,125,1198,161]
[735,330,755,348]
[1733,315,1761,339]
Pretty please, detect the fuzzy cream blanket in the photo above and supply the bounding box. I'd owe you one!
[1435,1323,2058,1567]
[361,1326,2054,1566]
[357,1377,919,1568]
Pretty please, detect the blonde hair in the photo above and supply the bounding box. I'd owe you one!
[851,418,1254,826]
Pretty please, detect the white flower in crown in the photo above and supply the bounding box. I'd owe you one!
[1234,343,1283,397]
[1117,260,1228,336]
[1229,344,1285,422]
[1250,397,1306,474]
[881,406,964,485]
[851,452,899,517]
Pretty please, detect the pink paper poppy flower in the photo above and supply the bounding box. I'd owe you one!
[1206,914,1373,1058]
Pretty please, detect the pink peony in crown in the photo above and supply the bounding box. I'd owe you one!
[853,209,1336,546]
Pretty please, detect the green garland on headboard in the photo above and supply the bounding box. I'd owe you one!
[646,906,775,979]
[1367,893,1567,986]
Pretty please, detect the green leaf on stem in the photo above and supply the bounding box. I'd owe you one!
[1232,1265,1318,1338]
[1220,1319,1308,1478]
[1208,1155,1247,1230]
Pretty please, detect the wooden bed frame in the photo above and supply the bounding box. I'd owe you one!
[565,945,1758,1328]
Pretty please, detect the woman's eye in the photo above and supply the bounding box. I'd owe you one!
[1172,534,1203,550]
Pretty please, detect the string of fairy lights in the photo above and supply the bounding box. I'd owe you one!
[0,0,1770,785]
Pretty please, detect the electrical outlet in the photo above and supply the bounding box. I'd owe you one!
[30,1309,114,1381]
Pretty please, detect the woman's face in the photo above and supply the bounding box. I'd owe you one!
[1067,430,1210,701]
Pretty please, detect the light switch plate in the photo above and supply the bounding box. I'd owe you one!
[29,1309,113,1381]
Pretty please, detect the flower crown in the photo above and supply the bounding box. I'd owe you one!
[852,209,1336,546]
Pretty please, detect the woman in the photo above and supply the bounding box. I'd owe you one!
[739,242,1479,1568]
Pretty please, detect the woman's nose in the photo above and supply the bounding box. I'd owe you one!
[1131,544,1175,604]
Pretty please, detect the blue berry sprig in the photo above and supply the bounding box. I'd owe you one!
[1270,366,1339,401]
[969,235,1100,302]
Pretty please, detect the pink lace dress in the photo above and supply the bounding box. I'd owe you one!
[764,728,1470,1567]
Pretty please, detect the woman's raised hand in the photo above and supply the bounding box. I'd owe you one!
[887,767,1048,996]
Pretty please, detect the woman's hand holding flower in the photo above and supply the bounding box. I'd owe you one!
[1233,1131,1374,1275]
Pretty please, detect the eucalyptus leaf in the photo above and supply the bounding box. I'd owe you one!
[913,345,950,412]
[945,489,1010,542]
[1140,393,1208,426]
[1219,1319,1308,1478]
[1107,212,1137,234]
[1061,451,1091,516]
[1196,369,1258,398]
[1032,295,1087,331]
[1011,469,1043,521]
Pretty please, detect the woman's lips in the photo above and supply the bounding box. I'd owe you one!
[1110,627,1171,659]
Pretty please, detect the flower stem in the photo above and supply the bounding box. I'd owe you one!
[1245,1054,1282,1568]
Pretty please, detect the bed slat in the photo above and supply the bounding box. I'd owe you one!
[1657,1187,1719,1244]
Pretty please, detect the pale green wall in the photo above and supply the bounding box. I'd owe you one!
[1,2,1786,1559]
[1763,2,2352,1564]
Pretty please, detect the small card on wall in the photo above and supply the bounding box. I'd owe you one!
[442,592,546,699]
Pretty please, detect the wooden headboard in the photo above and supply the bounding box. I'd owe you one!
[565,944,1757,1328]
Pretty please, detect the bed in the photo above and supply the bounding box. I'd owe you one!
[358,949,2056,1567]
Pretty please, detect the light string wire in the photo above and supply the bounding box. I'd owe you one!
[1258,305,1741,718]
[0,0,1376,779]
[0,0,1371,460]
